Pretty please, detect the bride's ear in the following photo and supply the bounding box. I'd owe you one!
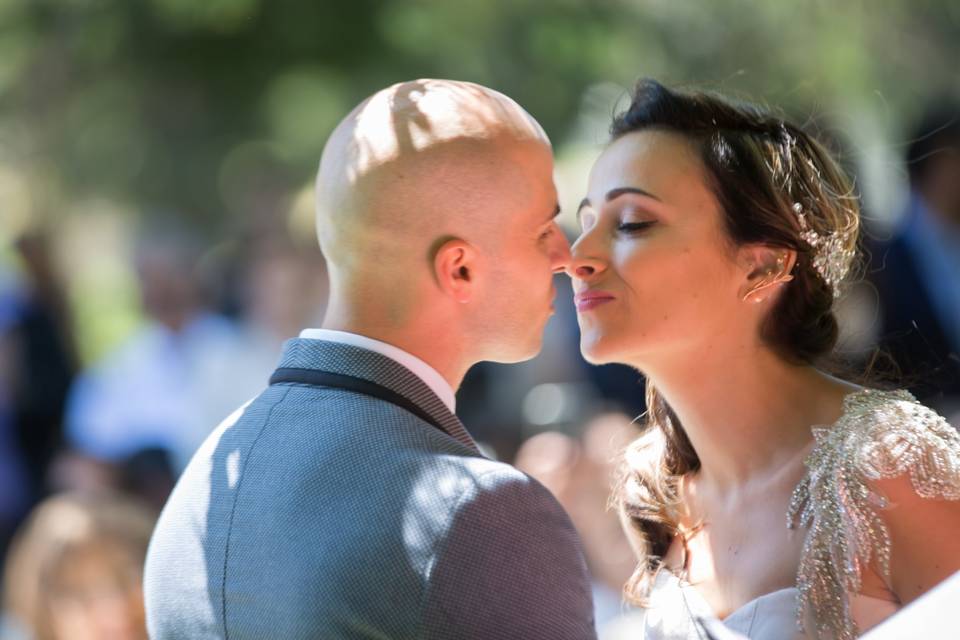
[738,245,797,304]
[433,237,479,304]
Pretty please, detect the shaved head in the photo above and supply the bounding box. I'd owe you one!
[316,79,568,367]
[319,79,549,187]
[317,79,553,290]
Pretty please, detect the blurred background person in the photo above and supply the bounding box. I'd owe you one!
[56,222,329,509]
[0,233,77,575]
[224,230,329,378]
[1,492,155,640]
[515,413,641,636]
[58,224,261,508]
[869,101,960,413]
[9,234,77,504]
[0,264,28,573]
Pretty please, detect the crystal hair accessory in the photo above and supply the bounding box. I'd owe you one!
[792,202,855,298]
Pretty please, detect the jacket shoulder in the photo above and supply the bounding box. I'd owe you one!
[418,460,597,639]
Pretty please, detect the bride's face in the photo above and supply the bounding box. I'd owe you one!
[568,129,745,366]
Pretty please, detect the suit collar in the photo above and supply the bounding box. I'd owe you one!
[276,338,479,452]
[297,329,456,413]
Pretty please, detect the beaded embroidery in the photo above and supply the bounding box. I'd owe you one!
[786,389,960,639]
[792,202,856,298]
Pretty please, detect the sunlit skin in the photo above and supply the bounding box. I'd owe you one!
[571,131,745,365]
[316,79,571,390]
[568,129,960,618]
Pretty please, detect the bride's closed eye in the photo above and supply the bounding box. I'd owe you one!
[617,220,657,234]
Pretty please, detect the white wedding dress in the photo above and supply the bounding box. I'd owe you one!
[636,389,960,639]
[642,570,898,639]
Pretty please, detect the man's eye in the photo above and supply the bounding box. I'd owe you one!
[617,221,656,233]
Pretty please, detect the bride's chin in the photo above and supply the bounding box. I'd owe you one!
[579,336,618,366]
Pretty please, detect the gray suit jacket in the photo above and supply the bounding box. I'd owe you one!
[144,338,597,639]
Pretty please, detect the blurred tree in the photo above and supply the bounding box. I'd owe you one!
[1,0,958,361]
[1,0,957,233]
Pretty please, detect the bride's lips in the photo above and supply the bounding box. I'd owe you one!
[573,290,615,312]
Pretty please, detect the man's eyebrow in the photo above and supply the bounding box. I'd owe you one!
[576,187,662,222]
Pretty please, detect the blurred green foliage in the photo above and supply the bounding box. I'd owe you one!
[2,0,958,233]
[0,0,957,361]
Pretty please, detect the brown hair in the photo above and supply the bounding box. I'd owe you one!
[609,80,860,603]
[2,492,156,640]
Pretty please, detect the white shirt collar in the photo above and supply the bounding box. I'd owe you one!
[298,328,457,413]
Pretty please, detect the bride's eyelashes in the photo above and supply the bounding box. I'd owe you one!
[617,220,657,234]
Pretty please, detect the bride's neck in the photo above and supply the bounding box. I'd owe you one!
[638,343,855,494]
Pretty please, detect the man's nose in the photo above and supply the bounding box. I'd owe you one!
[550,226,573,274]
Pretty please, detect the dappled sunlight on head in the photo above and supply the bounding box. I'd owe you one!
[350,79,548,166]
[313,78,562,351]
[315,78,552,260]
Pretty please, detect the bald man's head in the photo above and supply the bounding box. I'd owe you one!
[315,79,569,362]
[316,79,553,276]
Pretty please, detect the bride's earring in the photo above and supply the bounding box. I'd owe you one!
[742,254,794,303]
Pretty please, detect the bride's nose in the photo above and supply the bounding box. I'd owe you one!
[565,239,607,280]
[567,259,603,279]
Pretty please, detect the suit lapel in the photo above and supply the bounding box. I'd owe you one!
[275,338,480,453]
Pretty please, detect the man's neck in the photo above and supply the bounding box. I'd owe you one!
[319,317,470,392]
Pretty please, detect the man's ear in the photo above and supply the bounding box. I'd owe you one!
[434,238,478,304]
[738,244,797,304]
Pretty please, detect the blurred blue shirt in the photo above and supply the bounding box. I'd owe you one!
[0,267,28,521]
[902,195,960,352]
[65,313,272,471]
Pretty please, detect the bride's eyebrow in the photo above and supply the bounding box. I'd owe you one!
[577,186,663,224]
